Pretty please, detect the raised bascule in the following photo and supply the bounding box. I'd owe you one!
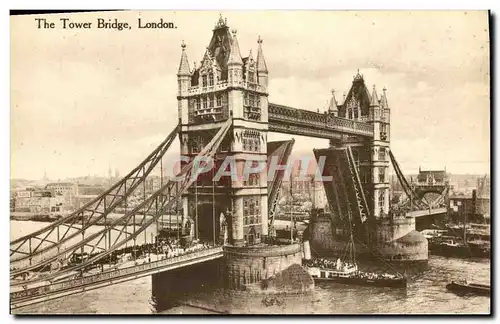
[10,16,447,308]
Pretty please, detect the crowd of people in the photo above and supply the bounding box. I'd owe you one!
[304,257,358,272]
[303,257,402,281]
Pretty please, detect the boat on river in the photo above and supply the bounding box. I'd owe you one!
[303,258,407,288]
[446,279,490,296]
[302,209,407,288]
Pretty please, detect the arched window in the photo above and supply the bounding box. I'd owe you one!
[216,94,222,107]
[202,96,208,109]
[378,167,385,183]
[196,98,201,110]
[378,191,385,214]
[202,75,208,87]
[378,148,386,161]
[348,109,353,119]
[244,92,249,106]
[209,73,214,86]
[209,95,214,108]
[248,71,255,83]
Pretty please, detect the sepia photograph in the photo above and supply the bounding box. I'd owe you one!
[9,10,491,315]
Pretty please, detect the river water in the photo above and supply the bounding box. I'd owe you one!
[11,221,490,314]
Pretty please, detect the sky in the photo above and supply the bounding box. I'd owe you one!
[10,11,490,180]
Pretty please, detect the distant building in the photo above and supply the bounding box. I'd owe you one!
[282,174,328,210]
[45,182,78,196]
[449,190,490,221]
[13,188,66,214]
[416,167,448,185]
[78,184,105,196]
[477,175,490,198]
[145,176,163,194]
[45,182,78,211]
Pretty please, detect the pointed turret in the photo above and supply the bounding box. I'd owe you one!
[328,89,338,115]
[256,36,269,91]
[256,36,268,73]
[248,49,254,62]
[370,85,380,106]
[177,40,190,76]
[228,29,243,66]
[380,86,389,109]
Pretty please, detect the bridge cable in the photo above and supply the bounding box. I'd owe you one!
[11,119,232,284]
[10,123,181,263]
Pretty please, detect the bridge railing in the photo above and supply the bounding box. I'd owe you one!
[11,246,223,302]
[187,81,264,96]
[268,104,373,137]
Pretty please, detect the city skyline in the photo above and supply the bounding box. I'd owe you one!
[11,11,490,180]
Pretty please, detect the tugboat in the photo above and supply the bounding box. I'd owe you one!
[446,279,490,296]
[302,211,407,288]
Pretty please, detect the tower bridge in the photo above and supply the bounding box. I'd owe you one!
[10,16,446,309]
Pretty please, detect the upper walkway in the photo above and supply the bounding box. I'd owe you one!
[268,103,374,139]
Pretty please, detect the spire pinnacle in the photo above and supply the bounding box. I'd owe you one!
[380,86,389,109]
[215,14,227,29]
[328,89,338,113]
[354,69,363,81]
[370,85,380,106]
[256,35,268,73]
[228,29,243,65]
[177,41,190,76]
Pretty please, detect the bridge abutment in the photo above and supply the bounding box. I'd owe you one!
[308,213,428,263]
[151,258,223,311]
[223,244,312,292]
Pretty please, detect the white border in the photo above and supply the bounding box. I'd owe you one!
[3,1,498,322]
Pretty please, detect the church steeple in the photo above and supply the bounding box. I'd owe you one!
[256,36,268,73]
[177,40,190,76]
[228,29,243,66]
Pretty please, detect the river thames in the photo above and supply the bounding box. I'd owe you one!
[11,221,490,314]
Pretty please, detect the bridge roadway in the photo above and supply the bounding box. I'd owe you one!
[10,246,223,310]
[406,207,447,218]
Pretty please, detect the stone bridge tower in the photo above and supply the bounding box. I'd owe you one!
[331,71,391,220]
[177,16,269,247]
